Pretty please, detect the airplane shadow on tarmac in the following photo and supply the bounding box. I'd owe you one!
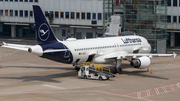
[0,64,169,83]
[0,66,77,83]
[108,63,169,80]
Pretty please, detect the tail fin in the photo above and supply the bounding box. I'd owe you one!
[33,5,58,45]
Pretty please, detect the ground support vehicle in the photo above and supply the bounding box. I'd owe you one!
[77,63,115,80]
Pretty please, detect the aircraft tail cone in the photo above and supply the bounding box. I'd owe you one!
[150,69,153,74]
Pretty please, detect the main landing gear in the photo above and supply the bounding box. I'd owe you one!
[75,66,80,71]
[110,59,122,74]
[111,67,122,74]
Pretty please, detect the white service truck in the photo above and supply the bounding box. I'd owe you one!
[78,65,115,80]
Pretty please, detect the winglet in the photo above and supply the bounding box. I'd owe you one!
[173,52,177,58]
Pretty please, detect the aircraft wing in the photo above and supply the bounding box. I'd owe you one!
[1,42,32,51]
[105,52,177,59]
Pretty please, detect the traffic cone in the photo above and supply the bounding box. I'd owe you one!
[150,69,153,74]
[0,65,2,69]
[147,67,149,72]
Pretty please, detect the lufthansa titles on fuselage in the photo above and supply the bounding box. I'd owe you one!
[121,38,142,44]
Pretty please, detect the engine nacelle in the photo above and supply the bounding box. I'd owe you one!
[28,45,43,56]
[131,56,151,69]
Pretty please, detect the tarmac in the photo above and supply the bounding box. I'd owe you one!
[0,38,180,101]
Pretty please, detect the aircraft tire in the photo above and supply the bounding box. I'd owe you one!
[117,68,122,74]
[99,76,103,80]
[75,66,80,71]
[84,75,87,79]
[110,67,117,74]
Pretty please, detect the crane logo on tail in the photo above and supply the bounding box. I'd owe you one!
[38,23,50,41]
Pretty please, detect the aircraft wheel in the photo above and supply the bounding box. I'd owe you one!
[84,75,87,79]
[99,76,103,80]
[110,67,117,74]
[117,68,122,74]
[75,66,80,71]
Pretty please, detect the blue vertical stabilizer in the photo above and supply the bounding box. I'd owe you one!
[33,5,58,45]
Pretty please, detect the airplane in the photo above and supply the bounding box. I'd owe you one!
[1,5,177,74]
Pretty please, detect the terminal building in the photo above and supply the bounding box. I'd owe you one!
[0,0,104,40]
[0,0,179,52]
[167,0,180,47]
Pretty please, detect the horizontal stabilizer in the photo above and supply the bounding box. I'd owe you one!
[1,42,32,51]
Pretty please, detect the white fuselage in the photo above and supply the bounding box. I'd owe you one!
[62,35,151,64]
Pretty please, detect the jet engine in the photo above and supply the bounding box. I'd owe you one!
[28,45,43,56]
[130,56,151,69]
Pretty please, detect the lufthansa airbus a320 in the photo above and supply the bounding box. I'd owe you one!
[1,5,176,74]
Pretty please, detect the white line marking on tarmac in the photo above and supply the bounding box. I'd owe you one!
[43,84,66,90]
